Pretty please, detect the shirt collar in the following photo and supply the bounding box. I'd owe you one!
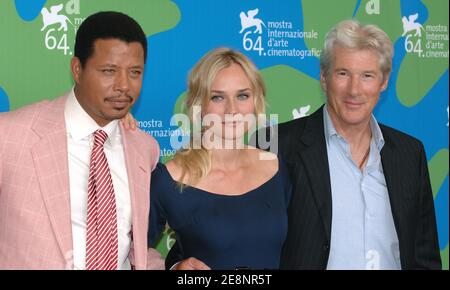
[64,87,120,145]
[323,105,338,144]
[323,105,385,151]
[369,113,385,152]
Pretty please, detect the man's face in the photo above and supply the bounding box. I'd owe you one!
[321,45,389,130]
[71,38,145,127]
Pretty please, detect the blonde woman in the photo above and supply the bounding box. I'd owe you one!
[146,48,292,270]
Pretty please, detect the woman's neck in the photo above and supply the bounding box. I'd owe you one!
[209,148,250,171]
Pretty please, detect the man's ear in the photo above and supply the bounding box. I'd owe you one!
[71,57,82,84]
[320,69,327,92]
[381,73,390,92]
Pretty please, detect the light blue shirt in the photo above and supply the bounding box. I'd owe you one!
[323,106,401,270]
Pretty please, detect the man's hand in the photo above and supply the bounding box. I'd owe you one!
[173,257,211,270]
[121,112,138,130]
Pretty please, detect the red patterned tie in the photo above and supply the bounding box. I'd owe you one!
[86,130,118,270]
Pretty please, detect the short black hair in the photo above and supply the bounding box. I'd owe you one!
[74,11,147,67]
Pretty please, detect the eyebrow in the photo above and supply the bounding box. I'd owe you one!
[334,68,348,71]
[100,64,118,68]
[211,88,252,94]
[100,64,143,69]
[334,68,378,74]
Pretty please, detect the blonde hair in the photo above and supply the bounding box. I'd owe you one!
[320,19,394,80]
[172,47,266,187]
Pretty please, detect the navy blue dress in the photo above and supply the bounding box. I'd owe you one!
[149,158,292,270]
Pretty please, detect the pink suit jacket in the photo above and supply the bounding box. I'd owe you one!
[0,93,164,269]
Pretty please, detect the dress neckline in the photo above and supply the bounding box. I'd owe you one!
[159,158,281,198]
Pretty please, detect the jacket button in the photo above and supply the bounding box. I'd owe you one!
[323,244,329,251]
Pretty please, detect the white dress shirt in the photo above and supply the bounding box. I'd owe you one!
[323,106,401,270]
[64,89,132,270]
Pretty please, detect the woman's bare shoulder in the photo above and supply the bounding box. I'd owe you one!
[164,160,183,182]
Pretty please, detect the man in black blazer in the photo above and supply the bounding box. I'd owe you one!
[277,107,441,269]
[276,20,441,269]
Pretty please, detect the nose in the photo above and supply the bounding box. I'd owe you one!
[225,98,238,114]
[349,75,361,97]
[114,70,130,93]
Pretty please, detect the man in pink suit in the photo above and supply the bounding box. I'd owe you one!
[0,11,164,270]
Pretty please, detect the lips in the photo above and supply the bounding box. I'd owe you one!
[344,100,364,109]
[106,97,132,109]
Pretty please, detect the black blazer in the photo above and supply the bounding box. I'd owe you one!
[276,106,441,269]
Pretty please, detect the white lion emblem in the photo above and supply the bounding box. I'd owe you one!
[402,13,424,37]
[239,8,266,34]
[41,4,73,32]
[292,105,311,119]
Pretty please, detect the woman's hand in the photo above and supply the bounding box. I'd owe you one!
[173,257,211,270]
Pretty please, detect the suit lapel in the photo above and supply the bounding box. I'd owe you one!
[121,124,151,270]
[379,130,403,241]
[296,107,333,241]
[30,96,73,266]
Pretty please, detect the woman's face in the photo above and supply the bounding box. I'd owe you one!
[203,63,256,148]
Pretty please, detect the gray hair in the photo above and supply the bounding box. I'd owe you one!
[320,20,394,79]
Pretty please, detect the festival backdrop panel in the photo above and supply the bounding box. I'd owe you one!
[1,0,448,268]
